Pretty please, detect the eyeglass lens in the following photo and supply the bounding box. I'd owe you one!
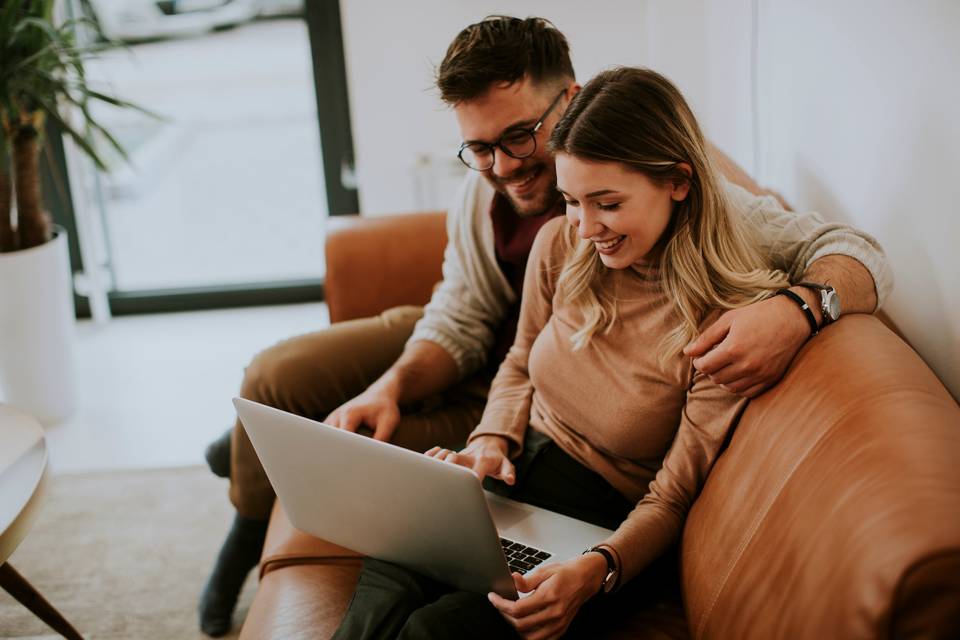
[460,129,537,170]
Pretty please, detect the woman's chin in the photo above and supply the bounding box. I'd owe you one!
[598,254,630,270]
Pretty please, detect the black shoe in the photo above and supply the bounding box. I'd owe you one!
[205,428,233,479]
[198,513,269,637]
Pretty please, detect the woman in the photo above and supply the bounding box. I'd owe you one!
[334,67,790,640]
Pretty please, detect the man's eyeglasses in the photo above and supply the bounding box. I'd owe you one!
[457,90,566,171]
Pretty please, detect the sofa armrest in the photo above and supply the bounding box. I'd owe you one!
[682,315,960,638]
[324,212,446,323]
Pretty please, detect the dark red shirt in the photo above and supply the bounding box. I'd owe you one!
[488,193,565,368]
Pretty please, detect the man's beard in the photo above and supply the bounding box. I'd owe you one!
[485,161,562,218]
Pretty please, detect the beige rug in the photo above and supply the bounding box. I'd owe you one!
[0,466,258,640]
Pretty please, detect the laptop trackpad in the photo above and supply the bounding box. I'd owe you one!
[485,494,535,530]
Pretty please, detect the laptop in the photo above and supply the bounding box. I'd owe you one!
[233,397,614,600]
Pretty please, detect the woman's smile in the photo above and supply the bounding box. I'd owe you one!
[594,235,626,254]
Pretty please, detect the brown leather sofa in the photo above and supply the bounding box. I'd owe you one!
[239,212,960,639]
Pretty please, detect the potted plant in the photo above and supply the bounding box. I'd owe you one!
[0,0,143,423]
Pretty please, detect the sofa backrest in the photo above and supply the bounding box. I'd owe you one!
[324,212,447,323]
[682,315,960,639]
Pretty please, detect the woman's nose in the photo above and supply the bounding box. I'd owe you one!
[577,210,602,239]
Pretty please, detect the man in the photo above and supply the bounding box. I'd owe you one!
[199,16,891,636]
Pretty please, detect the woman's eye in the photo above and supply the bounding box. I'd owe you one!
[597,202,621,211]
[563,199,579,207]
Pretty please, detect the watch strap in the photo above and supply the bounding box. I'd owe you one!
[776,288,819,336]
[794,281,831,292]
[583,545,619,594]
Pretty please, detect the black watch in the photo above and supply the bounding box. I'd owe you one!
[796,282,841,325]
[583,545,620,594]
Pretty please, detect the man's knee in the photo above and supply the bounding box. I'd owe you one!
[240,307,423,410]
[239,332,341,409]
[379,305,424,330]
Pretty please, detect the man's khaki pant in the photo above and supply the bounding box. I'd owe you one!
[229,306,490,520]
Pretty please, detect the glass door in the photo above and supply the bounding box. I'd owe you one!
[60,0,357,315]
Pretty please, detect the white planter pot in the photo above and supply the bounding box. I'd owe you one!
[0,227,79,424]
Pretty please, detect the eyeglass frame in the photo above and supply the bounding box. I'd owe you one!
[456,89,567,171]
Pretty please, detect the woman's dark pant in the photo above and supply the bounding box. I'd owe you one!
[332,429,680,639]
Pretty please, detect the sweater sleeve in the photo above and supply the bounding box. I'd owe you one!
[725,180,894,307]
[605,366,748,585]
[408,173,512,378]
[467,217,566,458]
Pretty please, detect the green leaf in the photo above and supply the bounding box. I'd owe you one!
[13,17,60,42]
[83,89,164,121]
[0,6,150,170]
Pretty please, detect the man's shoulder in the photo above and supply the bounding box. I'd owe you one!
[720,176,788,220]
[719,176,754,212]
[442,171,497,267]
[448,171,495,227]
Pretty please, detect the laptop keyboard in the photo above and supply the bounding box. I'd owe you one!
[500,537,551,575]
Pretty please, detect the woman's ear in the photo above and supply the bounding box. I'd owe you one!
[671,163,693,202]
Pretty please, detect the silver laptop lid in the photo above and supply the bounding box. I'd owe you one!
[233,397,517,598]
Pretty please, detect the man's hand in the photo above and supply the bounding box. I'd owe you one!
[325,339,461,443]
[325,385,402,442]
[683,292,816,397]
[426,435,515,484]
[487,553,606,640]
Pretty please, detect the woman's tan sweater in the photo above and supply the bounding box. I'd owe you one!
[468,216,749,585]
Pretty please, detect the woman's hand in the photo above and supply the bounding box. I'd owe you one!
[425,435,516,485]
[487,553,607,639]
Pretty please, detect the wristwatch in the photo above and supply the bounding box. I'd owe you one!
[583,544,620,594]
[796,282,841,325]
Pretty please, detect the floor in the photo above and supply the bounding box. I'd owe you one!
[41,302,329,474]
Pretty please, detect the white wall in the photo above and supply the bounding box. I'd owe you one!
[339,1,648,215]
[649,0,960,400]
[339,1,960,400]
[755,1,960,400]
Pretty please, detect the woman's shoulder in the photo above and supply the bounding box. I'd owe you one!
[525,216,571,292]
[531,216,570,261]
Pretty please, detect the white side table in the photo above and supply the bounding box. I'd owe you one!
[0,403,83,639]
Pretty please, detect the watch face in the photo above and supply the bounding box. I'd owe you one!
[602,569,619,594]
[825,292,841,321]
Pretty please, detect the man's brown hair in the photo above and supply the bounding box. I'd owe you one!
[436,16,575,105]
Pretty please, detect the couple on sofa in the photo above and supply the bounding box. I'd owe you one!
[199,15,891,639]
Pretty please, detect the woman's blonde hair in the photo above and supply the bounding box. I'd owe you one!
[548,67,789,359]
